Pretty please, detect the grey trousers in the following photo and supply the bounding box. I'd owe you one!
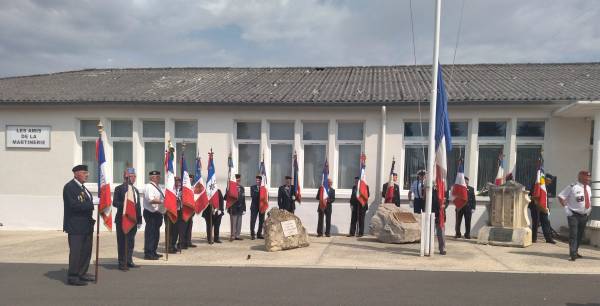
[567,213,588,257]
[436,224,446,253]
[230,214,243,238]
[67,233,92,281]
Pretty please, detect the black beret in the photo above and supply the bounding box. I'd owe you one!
[354,176,360,180]
[72,164,88,172]
[285,175,292,179]
[392,172,398,176]
[235,174,241,179]
[256,175,263,180]
[149,170,161,176]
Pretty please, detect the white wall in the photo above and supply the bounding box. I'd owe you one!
[0,104,591,236]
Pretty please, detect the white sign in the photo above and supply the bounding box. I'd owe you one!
[281,220,298,237]
[6,125,51,149]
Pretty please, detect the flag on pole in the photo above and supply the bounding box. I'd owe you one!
[206,150,220,210]
[225,153,239,209]
[451,159,468,210]
[96,136,112,231]
[193,156,209,214]
[259,158,269,213]
[318,159,330,211]
[434,63,452,228]
[357,153,369,206]
[122,169,138,234]
[532,157,548,213]
[495,155,505,186]
[164,144,178,223]
[180,152,195,222]
[293,153,302,203]
[384,158,396,203]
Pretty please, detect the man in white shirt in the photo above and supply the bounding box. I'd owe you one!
[143,170,165,260]
[558,170,592,261]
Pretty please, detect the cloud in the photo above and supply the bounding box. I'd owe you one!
[0,0,598,77]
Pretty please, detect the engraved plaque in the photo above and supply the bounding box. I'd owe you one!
[489,228,513,242]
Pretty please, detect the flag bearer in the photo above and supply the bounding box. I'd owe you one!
[349,176,369,237]
[228,174,246,241]
[316,178,335,237]
[250,176,265,239]
[113,168,142,270]
[143,170,164,260]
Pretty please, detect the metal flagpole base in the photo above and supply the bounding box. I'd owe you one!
[420,213,427,257]
[429,213,436,257]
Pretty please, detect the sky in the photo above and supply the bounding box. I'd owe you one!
[0,0,599,77]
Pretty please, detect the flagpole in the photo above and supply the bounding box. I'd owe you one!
[94,121,103,283]
[422,0,443,257]
[165,140,171,261]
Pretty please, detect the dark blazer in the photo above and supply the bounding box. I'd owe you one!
[381,183,401,206]
[351,185,370,210]
[432,188,447,225]
[315,187,335,213]
[250,185,260,212]
[277,185,295,212]
[202,190,225,219]
[467,186,476,210]
[112,183,142,225]
[62,179,95,235]
[228,184,246,215]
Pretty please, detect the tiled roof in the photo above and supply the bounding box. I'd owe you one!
[0,63,599,105]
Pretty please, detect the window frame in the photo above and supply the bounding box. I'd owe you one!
[142,120,166,184]
[268,121,294,188]
[336,121,364,190]
[79,119,101,188]
[235,121,262,188]
[302,121,329,190]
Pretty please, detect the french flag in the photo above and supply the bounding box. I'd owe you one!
[206,151,220,210]
[451,159,468,210]
[121,176,138,234]
[193,157,209,214]
[96,136,112,231]
[259,159,269,213]
[164,145,178,223]
[532,158,548,211]
[357,154,369,206]
[384,159,395,203]
[225,154,239,209]
[318,159,330,211]
[180,153,195,222]
[293,153,302,203]
[495,156,505,186]
[434,63,452,228]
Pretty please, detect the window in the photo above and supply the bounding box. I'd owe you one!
[337,122,363,189]
[174,121,197,179]
[477,145,503,190]
[447,145,466,184]
[404,145,428,189]
[515,121,544,187]
[515,145,542,187]
[303,122,328,188]
[478,121,506,138]
[111,120,133,183]
[450,122,468,138]
[80,120,99,183]
[404,121,429,189]
[237,122,260,187]
[143,121,165,182]
[270,122,293,187]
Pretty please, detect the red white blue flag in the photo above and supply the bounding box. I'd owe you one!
[206,150,220,210]
[193,157,209,214]
[434,63,452,228]
[451,159,468,210]
[357,154,369,206]
[259,158,269,213]
[164,144,178,223]
[318,159,330,211]
[180,152,195,221]
[96,136,112,231]
[495,156,505,186]
[293,153,302,203]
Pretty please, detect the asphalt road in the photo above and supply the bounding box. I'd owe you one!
[0,263,599,306]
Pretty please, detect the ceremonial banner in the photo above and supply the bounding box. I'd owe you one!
[434,63,452,228]
[180,153,195,221]
[451,159,468,210]
[318,159,330,211]
[96,136,112,230]
[259,159,269,213]
[357,154,369,206]
[193,157,209,214]
[164,144,178,223]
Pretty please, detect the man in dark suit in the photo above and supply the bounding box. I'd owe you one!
[431,185,447,255]
[112,168,142,270]
[228,174,246,241]
[382,173,401,207]
[277,176,295,213]
[349,176,370,237]
[455,176,476,239]
[203,189,224,244]
[62,164,95,286]
[250,176,265,240]
[316,178,335,237]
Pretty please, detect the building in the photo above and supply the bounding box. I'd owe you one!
[1,63,599,239]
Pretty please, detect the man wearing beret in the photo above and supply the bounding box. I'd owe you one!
[249,176,265,240]
[113,168,142,270]
[278,175,295,214]
[228,174,246,241]
[62,165,95,286]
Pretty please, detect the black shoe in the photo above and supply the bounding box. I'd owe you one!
[455,234,461,239]
[79,274,95,282]
[118,265,129,271]
[68,279,88,286]
[317,234,323,237]
[440,250,447,255]
[235,237,243,241]
[546,240,557,244]
[532,240,537,243]
[251,235,256,240]
[214,239,222,243]
[167,249,178,254]
[576,253,583,258]
[357,234,363,238]
[180,245,188,250]
[325,234,330,237]
[257,235,264,239]
[569,256,576,261]
[346,234,354,237]
[464,235,471,239]
[155,253,164,258]
[188,244,197,248]
[144,255,158,260]
[127,263,140,268]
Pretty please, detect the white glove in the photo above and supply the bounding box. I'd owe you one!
[564,206,573,217]
[242,211,246,215]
